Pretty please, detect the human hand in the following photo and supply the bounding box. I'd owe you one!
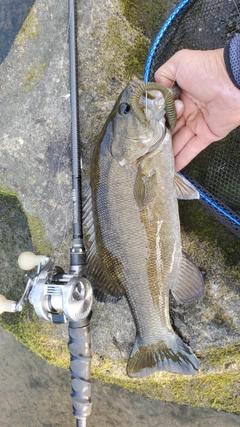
[155,48,240,171]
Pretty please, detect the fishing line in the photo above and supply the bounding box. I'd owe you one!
[145,89,150,135]
[233,0,240,17]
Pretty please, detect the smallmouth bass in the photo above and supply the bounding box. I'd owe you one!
[84,77,204,377]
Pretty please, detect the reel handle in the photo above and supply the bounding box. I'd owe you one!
[0,294,16,314]
[18,252,47,271]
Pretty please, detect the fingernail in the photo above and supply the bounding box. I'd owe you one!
[175,100,184,115]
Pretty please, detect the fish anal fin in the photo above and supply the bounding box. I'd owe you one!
[134,166,157,210]
[171,252,205,304]
[127,333,199,378]
[174,173,199,200]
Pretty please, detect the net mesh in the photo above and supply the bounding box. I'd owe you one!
[145,0,240,237]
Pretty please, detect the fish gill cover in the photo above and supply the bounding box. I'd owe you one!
[144,0,240,238]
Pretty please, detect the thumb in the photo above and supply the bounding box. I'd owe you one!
[175,99,184,118]
[154,55,181,88]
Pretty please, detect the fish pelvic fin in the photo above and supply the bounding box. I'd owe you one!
[127,334,199,378]
[174,173,199,199]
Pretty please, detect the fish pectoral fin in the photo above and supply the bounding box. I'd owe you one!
[171,252,205,304]
[174,173,199,199]
[134,166,157,210]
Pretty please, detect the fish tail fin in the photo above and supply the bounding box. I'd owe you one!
[127,333,199,378]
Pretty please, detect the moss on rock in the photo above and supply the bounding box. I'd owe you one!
[198,342,240,372]
[0,307,69,369]
[91,352,240,414]
[100,14,150,82]
[179,200,240,267]
[121,0,166,39]
[15,5,39,45]
[124,35,149,79]
[22,59,46,91]
[0,185,52,257]
[27,214,53,256]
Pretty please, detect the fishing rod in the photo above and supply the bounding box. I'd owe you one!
[0,1,93,426]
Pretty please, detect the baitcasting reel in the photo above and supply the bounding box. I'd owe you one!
[0,249,93,427]
[0,1,93,425]
[0,251,92,323]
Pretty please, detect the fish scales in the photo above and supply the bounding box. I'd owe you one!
[86,77,204,377]
[92,126,157,333]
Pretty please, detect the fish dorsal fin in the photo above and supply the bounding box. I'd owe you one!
[134,165,157,210]
[171,252,205,304]
[174,173,199,200]
[82,185,123,303]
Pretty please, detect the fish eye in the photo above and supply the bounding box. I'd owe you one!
[119,103,131,115]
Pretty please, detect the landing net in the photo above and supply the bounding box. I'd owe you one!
[144,0,240,237]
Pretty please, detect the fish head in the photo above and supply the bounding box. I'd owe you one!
[110,78,167,166]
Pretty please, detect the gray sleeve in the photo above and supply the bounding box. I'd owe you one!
[224,34,240,89]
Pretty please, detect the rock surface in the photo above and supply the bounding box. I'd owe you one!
[0,0,240,415]
[2,326,240,427]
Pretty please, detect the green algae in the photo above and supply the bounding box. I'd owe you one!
[1,307,240,415]
[102,16,150,82]
[179,200,240,267]
[90,340,240,414]
[0,307,69,369]
[0,193,61,368]
[198,342,240,371]
[1,310,238,416]
[22,59,46,91]
[92,12,150,87]
[124,35,149,79]
[26,214,53,256]
[91,354,240,414]
[121,0,166,39]
[100,0,170,82]
[0,185,52,256]
[16,5,39,45]
[0,185,17,198]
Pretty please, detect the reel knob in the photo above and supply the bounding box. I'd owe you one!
[0,294,16,314]
[18,251,47,271]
